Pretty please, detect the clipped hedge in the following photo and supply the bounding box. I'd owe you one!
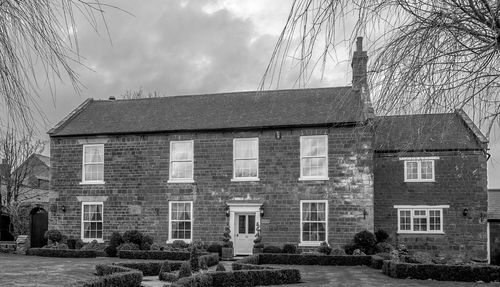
[117,250,192,260]
[370,255,384,270]
[71,265,142,287]
[382,260,500,282]
[200,253,219,267]
[172,269,301,287]
[232,255,270,271]
[27,248,98,258]
[258,253,373,266]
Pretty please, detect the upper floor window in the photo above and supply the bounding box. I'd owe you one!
[395,205,448,234]
[300,135,328,180]
[300,200,328,245]
[81,202,103,242]
[401,157,437,182]
[169,201,193,243]
[232,138,259,181]
[169,140,194,183]
[82,144,104,184]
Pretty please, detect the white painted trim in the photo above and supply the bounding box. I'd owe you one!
[399,156,440,161]
[81,201,104,243]
[300,200,328,245]
[169,140,194,182]
[82,144,104,184]
[396,231,445,235]
[79,181,105,185]
[227,202,262,255]
[299,135,328,180]
[488,222,491,264]
[233,137,259,181]
[168,201,193,243]
[394,205,450,209]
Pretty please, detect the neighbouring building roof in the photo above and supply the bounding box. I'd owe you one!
[34,154,50,168]
[489,189,500,220]
[48,87,365,136]
[374,111,488,152]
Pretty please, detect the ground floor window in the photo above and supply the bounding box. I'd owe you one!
[169,201,193,242]
[300,200,328,245]
[395,205,449,234]
[81,202,103,242]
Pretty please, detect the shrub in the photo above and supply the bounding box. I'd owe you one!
[67,239,77,250]
[117,250,191,260]
[206,242,222,257]
[44,230,63,243]
[221,226,232,248]
[253,223,263,249]
[353,230,376,255]
[343,243,358,255]
[140,234,154,250]
[75,239,84,250]
[370,255,384,270]
[263,245,282,253]
[81,240,101,251]
[56,243,69,250]
[190,239,204,250]
[160,260,171,273]
[317,241,332,255]
[375,242,394,253]
[282,244,298,254]
[114,261,162,276]
[105,232,124,257]
[96,264,132,276]
[258,253,372,266]
[159,272,178,282]
[150,243,161,251]
[376,252,392,260]
[123,230,144,245]
[375,229,389,243]
[216,263,226,272]
[190,246,200,272]
[117,243,140,251]
[209,269,301,287]
[353,249,366,256]
[178,262,192,279]
[26,248,97,258]
[200,253,220,267]
[199,257,208,270]
[78,264,142,287]
[396,244,409,255]
[172,240,189,249]
[331,249,346,256]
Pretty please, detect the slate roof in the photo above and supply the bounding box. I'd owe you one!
[34,154,50,167]
[488,189,500,220]
[49,87,364,136]
[374,111,487,151]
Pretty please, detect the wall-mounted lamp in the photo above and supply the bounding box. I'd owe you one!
[275,131,281,140]
[480,212,487,223]
[363,209,368,219]
[260,206,264,218]
[225,205,230,217]
[463,208,469,217]
[61,205,66,213]
[154,208,160,216]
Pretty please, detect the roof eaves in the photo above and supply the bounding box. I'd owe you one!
[455,109,488,147]
[48,98,93,136]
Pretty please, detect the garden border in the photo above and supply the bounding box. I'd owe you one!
[117,250,209,260]
[27,248,99,258]
[70,264,142,287]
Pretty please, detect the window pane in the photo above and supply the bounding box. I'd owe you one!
[171,142,192,160]
[248,215,255,234]
[235,139,257,158]
[235,159,258,178]
[429,210,441,230]
[171,162,193,179]
[399,210,411,230]
[302,158,327,177]
[84,146,103,163]
[238,215,246,234]
[421,161,433,179]
[413,217,427,231]
[406,161,419,179]
[302,137,326,157]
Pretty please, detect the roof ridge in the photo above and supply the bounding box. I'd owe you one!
[93,86,353,103]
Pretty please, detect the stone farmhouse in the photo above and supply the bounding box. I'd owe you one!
[47,39,489,258]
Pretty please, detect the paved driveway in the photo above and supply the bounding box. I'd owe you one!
[262,265,500,287]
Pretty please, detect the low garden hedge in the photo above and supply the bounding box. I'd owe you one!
[370,255,384,270]
[27,248,98,258]
[200,253,220,267]
[172,269,301,287]
[118,250,208,260]
[382,260,500,282]
[72,265,142,287]
[258,253,373,266]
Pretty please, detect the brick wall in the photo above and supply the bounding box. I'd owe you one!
[49,125,374,248]
[374,150,488,258]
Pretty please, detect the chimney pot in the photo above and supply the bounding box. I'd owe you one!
[109,96,116,101]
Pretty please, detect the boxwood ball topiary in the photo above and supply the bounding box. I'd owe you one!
[44,230,63,243]
[123,230,144,245]
[178,262,192,278]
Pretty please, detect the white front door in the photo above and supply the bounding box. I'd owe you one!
[234,213,256,255]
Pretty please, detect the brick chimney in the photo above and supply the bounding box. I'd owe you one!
[351,37,368,91]
[351,37,374,119]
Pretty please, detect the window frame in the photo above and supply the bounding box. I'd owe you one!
[299,200,328,246]
[168,201,194,243]
[81,201,104,243]
[81,144,105,184]
[401,157,437,182]
[232,137,259,182]
[168,140,194,183]
[299,135,329,181]
[395,205,449,234]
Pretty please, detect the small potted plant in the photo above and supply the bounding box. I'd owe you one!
[221,225,233,260]
[252,222,264,254]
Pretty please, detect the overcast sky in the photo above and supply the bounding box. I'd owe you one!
[32,0,500,187]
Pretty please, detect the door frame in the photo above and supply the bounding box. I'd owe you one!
[227,201,262,255]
